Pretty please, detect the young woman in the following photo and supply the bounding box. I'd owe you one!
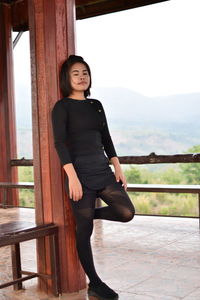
[52,55,135,300]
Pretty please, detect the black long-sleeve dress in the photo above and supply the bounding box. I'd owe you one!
[52,97,118,190]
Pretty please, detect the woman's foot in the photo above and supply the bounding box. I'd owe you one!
[88,282,119,300]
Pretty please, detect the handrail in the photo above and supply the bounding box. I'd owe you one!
[127,183,200,193]
[10,153,200,166]
[10,158,33,166]
[119,153,200,164]
[127,183,200,229]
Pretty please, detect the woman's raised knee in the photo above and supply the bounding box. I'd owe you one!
[119,207,135,222]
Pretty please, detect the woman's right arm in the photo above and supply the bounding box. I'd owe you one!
[63,163,83,201]
[51,101,83,201]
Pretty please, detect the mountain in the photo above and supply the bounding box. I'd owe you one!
[15,87,200,157]
[92,87,200,124]
[91,87,200,155]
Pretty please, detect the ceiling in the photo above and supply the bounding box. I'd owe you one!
[76,0,169,19]
[0,0,169,31]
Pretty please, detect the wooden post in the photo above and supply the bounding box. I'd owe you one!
[28,0,86,294]
[0,3,18,206]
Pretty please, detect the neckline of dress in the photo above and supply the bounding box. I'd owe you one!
[66,97,88,102]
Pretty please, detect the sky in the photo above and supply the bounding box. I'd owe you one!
[12,0,200,158]
[76,0,200,97]
[13,0,200,101]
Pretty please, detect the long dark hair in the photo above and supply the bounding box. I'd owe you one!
[60,55,92,97]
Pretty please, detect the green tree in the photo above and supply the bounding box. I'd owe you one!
[180,145,200,184]
[18,167,34,182]
[159,166,182,185]
[124,166,142,183]
[18,167,34,207]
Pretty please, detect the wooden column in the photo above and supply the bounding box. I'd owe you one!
[28,0,86,294]
[0,3,18,206]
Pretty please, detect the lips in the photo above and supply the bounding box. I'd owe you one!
[78,81,87,85]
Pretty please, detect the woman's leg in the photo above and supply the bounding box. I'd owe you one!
[69,185,119,299]
[69,186,102,286]
[95,181,135,222]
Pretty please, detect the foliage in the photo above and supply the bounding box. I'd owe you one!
[18,166,34,182]
[18,167,34,207]
[129,193,198,217]
[18,145,200,215]
[159,167,182,185]
[123,144,200,217]
[179,145,200,184]
[124,166,142,183]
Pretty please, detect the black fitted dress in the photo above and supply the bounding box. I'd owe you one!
[52,97,118,191]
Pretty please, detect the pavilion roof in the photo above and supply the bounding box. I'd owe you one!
[0,0,169,31]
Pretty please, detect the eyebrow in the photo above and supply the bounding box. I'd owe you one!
[71,69,88,73]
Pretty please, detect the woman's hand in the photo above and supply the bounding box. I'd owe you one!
[110,157,127,190]
[114,167,127,190]
[63,163,83,201]
[68,176,83,201]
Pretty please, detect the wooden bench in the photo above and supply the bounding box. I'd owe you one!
[0,182,34,208]
[127,184,200,229]
[0,221,60,296]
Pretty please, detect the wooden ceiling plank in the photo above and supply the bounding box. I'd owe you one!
[76,0,107,7]
[8,0,169,31]
[76,0,169,20]
[11,0,28,31]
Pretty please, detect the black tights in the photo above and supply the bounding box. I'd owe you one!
[69,181,135,286]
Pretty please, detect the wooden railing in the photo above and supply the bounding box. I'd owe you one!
[119,152,200,164]
[6,154,200,228]
[10,152,200,166]
[0,182,34,208]
[127,183,200,229]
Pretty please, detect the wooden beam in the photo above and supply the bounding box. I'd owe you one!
[76,0,170,19]
[0,3,18,206]
[76,0,107,6]
[9,152,200,167]
[28,0,85,294]
[7,0,170,31]
[11,0,28,31]
[10,158,33,166]
[119,153,200,165]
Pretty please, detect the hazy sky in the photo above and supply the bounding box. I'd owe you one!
[13,0,200,99]
[76,0,200,97]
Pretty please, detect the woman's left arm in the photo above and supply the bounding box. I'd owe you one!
[99,101,127,190]
[110,156,127,190]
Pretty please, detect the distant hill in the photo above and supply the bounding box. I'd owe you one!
[92,87,200,124]
[15,87,200,158]
[91,87,200,155]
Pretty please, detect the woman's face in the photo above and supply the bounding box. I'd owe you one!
[69,62,90,94]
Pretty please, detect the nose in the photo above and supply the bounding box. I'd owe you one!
[79,74,85,80]
[80,72,88,79]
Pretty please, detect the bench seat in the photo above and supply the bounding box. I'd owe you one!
[0,221,60,296]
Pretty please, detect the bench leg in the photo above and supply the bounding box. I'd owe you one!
[49,234,61,296]
[11,243,23,290]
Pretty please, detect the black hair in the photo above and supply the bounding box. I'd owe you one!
[60,55,91,98]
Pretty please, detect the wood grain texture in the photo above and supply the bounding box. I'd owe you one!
[119,153,200,164]
[11,0,28,31]
[76,0,169,19]
[28,0,85,294]
[0,3,18,206]
[4,0,169,30]
[0,221,60,296]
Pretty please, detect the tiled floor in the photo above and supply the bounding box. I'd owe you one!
[0,208,200,300]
